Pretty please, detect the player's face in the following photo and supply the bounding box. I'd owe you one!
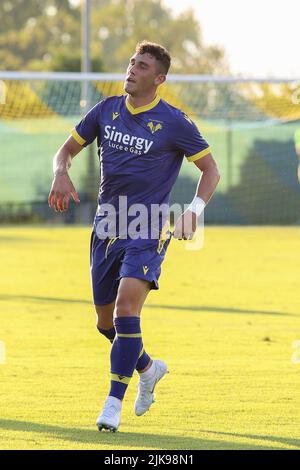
[124,52,165,96]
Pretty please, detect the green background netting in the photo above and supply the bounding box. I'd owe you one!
[1,78,300,224]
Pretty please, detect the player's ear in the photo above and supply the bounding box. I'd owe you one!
[154,74,166,86]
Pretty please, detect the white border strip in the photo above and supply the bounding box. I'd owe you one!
[0,71,299,83]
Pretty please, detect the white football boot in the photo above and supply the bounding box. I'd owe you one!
[135,359,169,416]
[96,396,122,432]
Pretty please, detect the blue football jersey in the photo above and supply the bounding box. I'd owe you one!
[71,94,211,239]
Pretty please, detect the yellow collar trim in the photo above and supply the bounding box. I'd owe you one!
[125,94,160,115]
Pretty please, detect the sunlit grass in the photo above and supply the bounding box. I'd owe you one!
[1,226,300,449]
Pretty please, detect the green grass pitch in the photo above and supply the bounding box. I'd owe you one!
[1,226,300,450]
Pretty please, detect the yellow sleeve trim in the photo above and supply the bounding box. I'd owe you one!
[71,128,86,146]
[186,146,211,162]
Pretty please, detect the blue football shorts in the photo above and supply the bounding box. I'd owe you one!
[90,231,172,306]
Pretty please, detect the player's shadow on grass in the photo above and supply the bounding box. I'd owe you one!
[0,294,292,316]
[0,294,91,305]
[0,419,296,450]
[0,236,37,243]
[145,304,292,317]
[200,429,300,450]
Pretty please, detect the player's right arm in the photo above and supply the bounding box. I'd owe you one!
[49,101,102,212]
[48,135,83,212]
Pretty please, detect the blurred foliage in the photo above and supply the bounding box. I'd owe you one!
[0,0,227,74]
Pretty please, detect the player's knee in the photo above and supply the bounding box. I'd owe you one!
[96,316,113,330]
[94,303,114,329]
[114,297,136,317]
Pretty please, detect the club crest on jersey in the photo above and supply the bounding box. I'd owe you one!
[147,121,163,134]
[112,112,120,120]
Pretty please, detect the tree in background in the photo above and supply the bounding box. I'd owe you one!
[0,0,81,70]
[91,0,227,74]
[0,0,227,74]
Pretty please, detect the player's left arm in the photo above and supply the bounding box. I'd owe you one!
[173,152,220,239]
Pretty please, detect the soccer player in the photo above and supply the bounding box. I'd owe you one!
[48,41,220,432]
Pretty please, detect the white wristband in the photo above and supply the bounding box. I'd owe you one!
[188,196,206,217]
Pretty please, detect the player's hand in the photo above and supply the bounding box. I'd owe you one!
[173,210,197,240]
[48,172,80,212]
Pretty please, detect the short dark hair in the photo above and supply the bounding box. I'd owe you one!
[135,41,171,75]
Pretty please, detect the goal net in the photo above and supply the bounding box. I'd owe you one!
[1,72,300,224]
